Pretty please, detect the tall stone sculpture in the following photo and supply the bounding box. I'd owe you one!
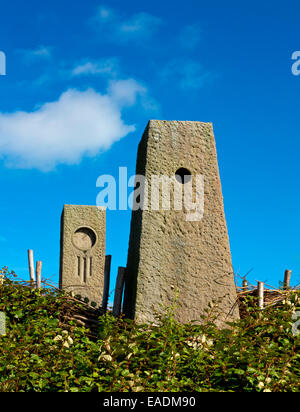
[123,120,239,326]
[59,205,106,307]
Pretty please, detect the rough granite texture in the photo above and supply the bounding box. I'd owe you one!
[59,205,106,307]
[123,120,239,326]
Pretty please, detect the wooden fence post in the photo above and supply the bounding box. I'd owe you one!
[36,261,42,289]
[112,267,125,317]
[283,270,292,290]
[257,281,264,310]
[27,250,35,286]
[0,311,6,336]
[242,278,248,291]
[102,255,112,312]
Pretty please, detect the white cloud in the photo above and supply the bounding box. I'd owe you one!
[92,6,162,42]
[119,12,161,37]
[17,46,53,62]
[0,81,146,171]
[108,78,146,106]
[161,59,213,90]
[19,58,120,89]
[71,58,119,77]
[108,79,159,112]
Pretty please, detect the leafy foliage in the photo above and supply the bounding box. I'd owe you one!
[0,267,299,392]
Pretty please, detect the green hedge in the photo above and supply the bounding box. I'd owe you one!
[0,267,299,392]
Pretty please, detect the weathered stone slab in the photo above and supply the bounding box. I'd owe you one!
[59,205,106,307]
[123,120,239,326]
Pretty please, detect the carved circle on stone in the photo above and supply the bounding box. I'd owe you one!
[175,168,192,184]
[72,227,97,251]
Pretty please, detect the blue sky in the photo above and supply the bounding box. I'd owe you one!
[0,0,300,298]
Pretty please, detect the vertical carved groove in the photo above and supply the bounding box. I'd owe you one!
[90,257,92,277]
[77,256,81,277]
[83,257,87,283]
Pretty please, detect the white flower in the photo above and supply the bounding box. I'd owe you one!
[132,386,144,392]
[54,333,73,348]
[0,275,4,286]
[199,335,206,344]
[257,382,265,389]
[104,343,111,352]
[265,377,271,384]
[263,389,272,392]
[53,335,63,342]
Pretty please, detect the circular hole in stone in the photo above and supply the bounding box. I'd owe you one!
[73,227,96,251]
[175,168,192,184]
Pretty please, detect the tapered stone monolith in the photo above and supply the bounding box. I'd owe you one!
[123,120,239,326]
